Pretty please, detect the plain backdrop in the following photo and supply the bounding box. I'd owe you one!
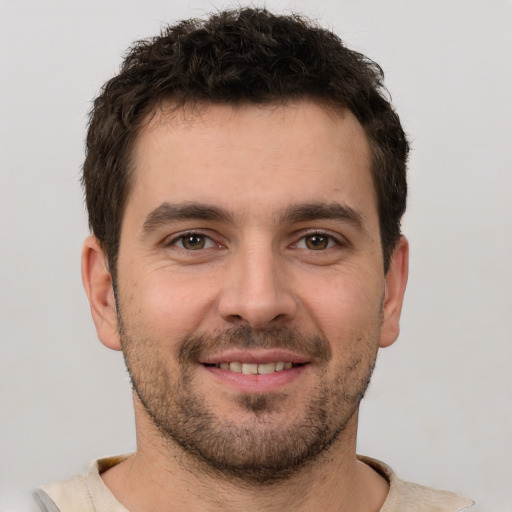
[1,1,511,511]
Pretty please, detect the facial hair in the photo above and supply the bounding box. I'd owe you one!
[120,322,379,485]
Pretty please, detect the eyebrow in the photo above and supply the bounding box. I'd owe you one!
[281,202,364,230]
[142,202,234,234]
[141,200,365,236]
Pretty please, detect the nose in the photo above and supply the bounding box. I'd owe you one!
[217,243,298,329]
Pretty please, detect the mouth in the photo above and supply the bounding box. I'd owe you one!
[198,350,311,393]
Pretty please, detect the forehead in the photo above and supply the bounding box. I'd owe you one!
[126,100,376,228]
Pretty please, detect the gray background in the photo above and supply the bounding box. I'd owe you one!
[1,1,511,510]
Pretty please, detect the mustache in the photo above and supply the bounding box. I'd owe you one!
[178,325,332,366]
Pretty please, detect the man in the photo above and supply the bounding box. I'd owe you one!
[34,7,474,512]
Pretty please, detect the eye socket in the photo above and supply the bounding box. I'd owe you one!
[172,233,216,250]
[296,233,337,251]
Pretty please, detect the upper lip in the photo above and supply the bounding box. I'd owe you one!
[199,349,310,365]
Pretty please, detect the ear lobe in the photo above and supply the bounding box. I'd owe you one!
[81,236,122,351]
[379,236,409,348]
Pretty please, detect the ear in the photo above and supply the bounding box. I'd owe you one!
[81,236,122,351]
[379,236,409,348]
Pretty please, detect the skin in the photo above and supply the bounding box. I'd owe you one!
[82,100,409,511]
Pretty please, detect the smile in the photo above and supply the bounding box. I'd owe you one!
[201,356,310,393]
[208,361,297,374]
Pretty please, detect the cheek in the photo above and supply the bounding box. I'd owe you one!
[121,269,221,339]
[300,268,383,345]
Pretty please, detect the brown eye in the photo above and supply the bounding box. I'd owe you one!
[180,234,206,250]
[305,234,330,250]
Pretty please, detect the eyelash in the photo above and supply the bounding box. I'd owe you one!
[165,230,344,252]
[166,231,218,250]
[293,231,341,251]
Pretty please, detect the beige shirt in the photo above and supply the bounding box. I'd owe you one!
[36,454,475,512]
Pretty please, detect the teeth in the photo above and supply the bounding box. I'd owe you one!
[257,362,276,375]
[229,361,242,373]
[242,363,258,375]
[216,361,296,374]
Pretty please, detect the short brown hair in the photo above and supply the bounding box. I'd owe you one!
[83,7,408,279]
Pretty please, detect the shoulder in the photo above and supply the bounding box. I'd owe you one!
[358,455,475,512]
[34,474,89,512]
[34,454,132,512]
[387,478,475,512]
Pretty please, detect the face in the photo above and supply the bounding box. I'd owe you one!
[88,101,407,483]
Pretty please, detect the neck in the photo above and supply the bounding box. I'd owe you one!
[101,403,389,512]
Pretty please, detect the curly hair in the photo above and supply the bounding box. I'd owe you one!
[83,7,408,279]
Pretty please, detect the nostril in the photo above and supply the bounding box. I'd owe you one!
[226,312,287,326]
[219,291,298,328]
[223,314,248,326]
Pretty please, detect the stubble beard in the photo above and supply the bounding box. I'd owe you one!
[120,322,379,485]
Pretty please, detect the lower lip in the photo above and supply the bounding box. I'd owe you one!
[201,364,310,393]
